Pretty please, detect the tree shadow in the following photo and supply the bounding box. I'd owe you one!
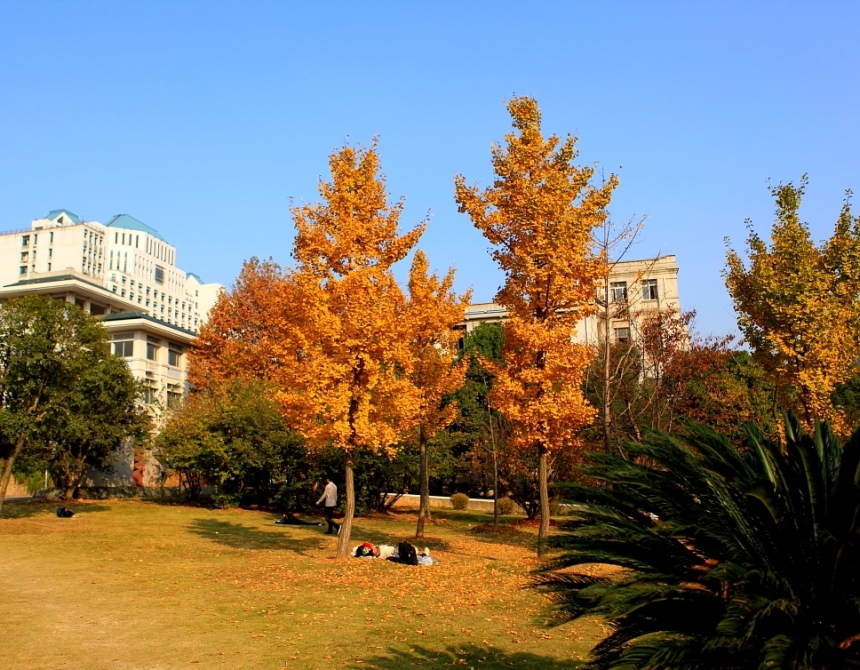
[188,518,326,555]
[1,500,112,519]
[350,643,584,670]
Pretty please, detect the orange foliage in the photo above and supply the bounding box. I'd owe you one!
[406,250,471,439]
[273,142,425,457]
[406,251,471,536]
[190,259,295,389]
[274,141,441,557]
[455,97,617,546]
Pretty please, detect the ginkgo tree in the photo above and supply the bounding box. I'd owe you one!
[455,97,617,550]
[273,141,427,558]
[725,177,860,433]
[406,251,470,539]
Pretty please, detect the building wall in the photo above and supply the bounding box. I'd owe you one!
[0,209,223,333]
[464,255,682,345]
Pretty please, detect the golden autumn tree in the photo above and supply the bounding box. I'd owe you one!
[190,258,294,390]
[405,251,471,539]
[725,177,860,432]
[455,97,617,550]
[273,141,426,558]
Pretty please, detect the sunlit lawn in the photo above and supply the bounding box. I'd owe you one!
[0,500,603,670]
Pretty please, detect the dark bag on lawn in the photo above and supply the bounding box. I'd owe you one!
[397,541,418,565]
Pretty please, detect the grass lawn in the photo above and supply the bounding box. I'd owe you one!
[0,500,603,670]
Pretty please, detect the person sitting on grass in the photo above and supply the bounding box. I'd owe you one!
[275,512,323,526]
[56,506,75,518]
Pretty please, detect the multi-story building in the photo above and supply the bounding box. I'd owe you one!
[0,209,225,485]
[0,209,221,332]
[464,255,681,344]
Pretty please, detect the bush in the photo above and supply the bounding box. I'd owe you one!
[537,415,860,669]
[549,498,566,516]
[211,492,242,509]
[450,492,469,510]
[496,496,515,515]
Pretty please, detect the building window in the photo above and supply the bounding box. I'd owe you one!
[642,279,659,301]
[111,333,134,358]
[47,263,51,271]
[155,265,164,284]
[22,235,29,246]
[168,347,182,367]
[48,248,52,258]
[610,281,627,302]
[143,384,157,405]
[166,384,183,409]
[20,252,28,262]
[146,337,160,361]
[49,232,54,243]
[19,266,26,275]
[614,327,631,343]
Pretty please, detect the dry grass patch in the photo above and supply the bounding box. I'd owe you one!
[0,500,601,670]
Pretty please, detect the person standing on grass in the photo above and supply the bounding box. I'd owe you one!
[316,476,340,535]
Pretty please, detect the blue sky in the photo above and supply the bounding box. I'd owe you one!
[1,1,857,337]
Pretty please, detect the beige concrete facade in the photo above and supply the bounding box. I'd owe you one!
[464,255,681,345]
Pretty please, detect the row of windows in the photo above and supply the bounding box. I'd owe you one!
[142,383,184,408]
[22,232,55,246]
[609,279,660,302]
[110,333,183,367]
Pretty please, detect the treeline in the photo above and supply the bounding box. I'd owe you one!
[154,98,860,559]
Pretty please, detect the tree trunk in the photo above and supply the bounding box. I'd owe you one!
[0,434,27,516]
[489,413,499,526]
[335,457,356,559]
[537,443,550,556]
[415,428,431,539]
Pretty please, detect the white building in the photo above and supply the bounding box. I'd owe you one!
[0,209,226,487]
[463,255,682,344]
[0,209,222,332]
[0,209,224,445]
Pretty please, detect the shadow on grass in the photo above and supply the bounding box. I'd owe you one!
[188,518,325,555]
[351,643,584,670]
[1,500,112,519]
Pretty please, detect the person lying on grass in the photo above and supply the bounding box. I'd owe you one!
[351,542,438,565]
[275,513,323,526]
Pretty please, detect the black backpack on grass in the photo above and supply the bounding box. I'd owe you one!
[397,541,418,565]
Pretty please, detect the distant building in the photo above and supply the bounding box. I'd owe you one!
[463,254,681,344]
[0,209,224,487]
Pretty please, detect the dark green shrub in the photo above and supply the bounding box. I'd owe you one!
[538,415,860,669]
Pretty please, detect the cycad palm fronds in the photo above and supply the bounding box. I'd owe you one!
[537,415,860,669]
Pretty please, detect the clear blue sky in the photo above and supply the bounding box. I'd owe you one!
[1,1,857,337]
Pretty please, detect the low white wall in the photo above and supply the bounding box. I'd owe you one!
[388,493,523,514]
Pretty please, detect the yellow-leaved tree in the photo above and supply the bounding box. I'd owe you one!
[274,141,425,558]
[725,177,860,433]
[455,97,617,550]
[406,251,471,539]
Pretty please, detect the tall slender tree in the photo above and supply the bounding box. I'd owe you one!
[275,141,425,558]
[405,250,470,539]
[455,96,617,551]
